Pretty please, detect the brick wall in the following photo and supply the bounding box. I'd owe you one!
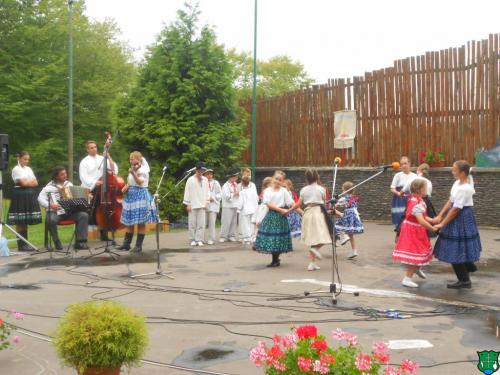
[255,167,500,228]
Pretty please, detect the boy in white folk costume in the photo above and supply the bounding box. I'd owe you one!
[220,169,240,242]
[237,168,259,244]
[183,161,210,247]
[203,167,222,245]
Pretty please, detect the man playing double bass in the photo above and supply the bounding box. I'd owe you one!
[79,140,118,241]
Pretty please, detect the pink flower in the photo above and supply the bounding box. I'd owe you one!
[14,312,24,320]
[249,342,267,366]
[281,333,297,348]
[12,336,20,344]
[273,360,286,372]
[355,353,372,371]
[343,331,358,346]
[272,335,281,344]
[385,366,402,375]
[373,341,389,354]
[313,359,330,374]
[298,356,312,372]
[331,328,358,346]
[374,352,390,364]
[400,359,419,374]
[296,325,318,340]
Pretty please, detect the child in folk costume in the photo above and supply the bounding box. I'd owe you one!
[393,179,437,288]
[118,152,157,253]
[253,171,294,267]
[335,181,364,259]
[401,163,437,236]
[254,177,272,231]
[203,167,221,245]
[183,161,210,247]
[390,156,417,231]
[220,169,240,242]
[289,168,332,271]
[237,168,259,244]
[433,161,481,289]
[7,151,42,251]
[284,179,303,238]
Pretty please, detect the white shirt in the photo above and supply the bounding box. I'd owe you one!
[391,171,417,189]
[450,177,475,209]
[300,183,326,205]
[207,179,222,213]
[237,182,259,215]
[402,175,433,197]
[11,165,36,185]
[221,180,241,208]
[263,187,294,208]
[38,180,73,215]
[127,165,149,187]
[79,154,118,190]
[183,175,210,209]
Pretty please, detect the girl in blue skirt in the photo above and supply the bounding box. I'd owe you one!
[118,152,157,252]
[390,156,417,232]
[433,160,481,289]
[253,171,294,267]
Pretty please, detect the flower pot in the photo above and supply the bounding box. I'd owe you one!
[430,160,446,167]
[81,368,120,375]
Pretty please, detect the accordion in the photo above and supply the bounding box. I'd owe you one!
[57,186,91,214]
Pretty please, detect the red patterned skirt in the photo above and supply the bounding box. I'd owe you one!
[393,219,432,266]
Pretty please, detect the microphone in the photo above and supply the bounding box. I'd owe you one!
[162,164,168,172]
[378,162,401,170]
[334,157,342,165]
[184,166,196,174]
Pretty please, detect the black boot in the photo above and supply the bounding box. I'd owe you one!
[266,253,280,267]
[131,234,145,253]
[18,231,33,251]
[117,232,133,251]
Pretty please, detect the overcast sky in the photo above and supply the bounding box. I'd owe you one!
[84,0,500,84]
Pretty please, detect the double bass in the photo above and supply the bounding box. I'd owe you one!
[95,131,125,232]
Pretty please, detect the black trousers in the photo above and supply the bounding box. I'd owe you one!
[47,211,89,243]
[451,263,476,282]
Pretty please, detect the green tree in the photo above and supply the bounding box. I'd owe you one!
[116,3,248,221]
[227,49,313,99]
[0,0,134,186]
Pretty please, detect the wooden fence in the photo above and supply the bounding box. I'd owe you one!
[242,34,500,167]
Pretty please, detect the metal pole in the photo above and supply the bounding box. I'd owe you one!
[250,0,258,180]
[68,0,74,182]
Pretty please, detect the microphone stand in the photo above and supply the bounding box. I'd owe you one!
[160,169,194,200]
[130,166,174,279]
[309,165,392,306]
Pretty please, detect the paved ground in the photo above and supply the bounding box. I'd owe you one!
[0,222,499,375]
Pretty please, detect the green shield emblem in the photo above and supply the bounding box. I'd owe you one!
[477,351,500,375]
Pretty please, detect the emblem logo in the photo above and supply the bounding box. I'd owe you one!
[477,351,500,375]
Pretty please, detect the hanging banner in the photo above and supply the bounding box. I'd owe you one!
[334,110,357,149]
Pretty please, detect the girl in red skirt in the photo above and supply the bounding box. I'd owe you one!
[393,179,438,288]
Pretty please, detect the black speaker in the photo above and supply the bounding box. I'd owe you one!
[0,134,8,171]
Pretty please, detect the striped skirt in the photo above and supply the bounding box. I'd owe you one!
[433,207,481,264]
[391,193,407,226]
[120,186,158,226]
[253,210,293,254]
[7,187,42,225]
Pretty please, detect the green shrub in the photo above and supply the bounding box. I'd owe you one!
[53,301,148,374]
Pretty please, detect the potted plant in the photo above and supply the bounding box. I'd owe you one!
[420,150,445,167]
[53,301,149,375]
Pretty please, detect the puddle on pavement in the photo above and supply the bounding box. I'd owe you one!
[193,348,234,361]
[427,258,500,275]
[173,343,248,371]
[0,283,41,290]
